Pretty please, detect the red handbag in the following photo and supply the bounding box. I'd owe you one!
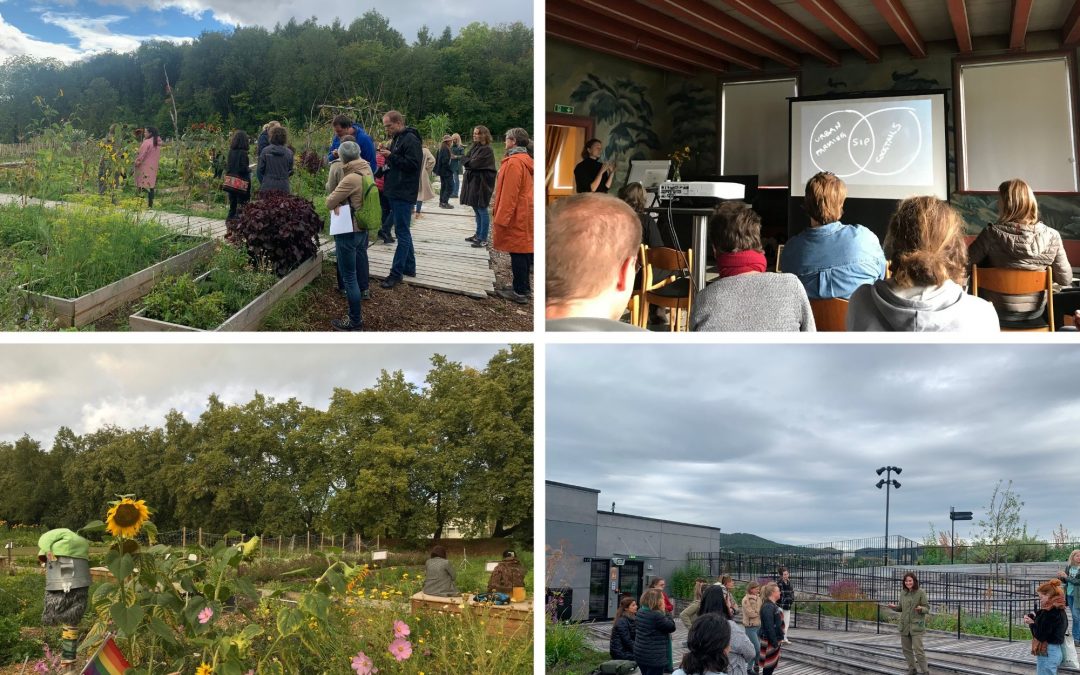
[222,174,249,193]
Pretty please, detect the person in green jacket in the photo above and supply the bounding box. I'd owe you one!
[887,572,930,675]
[38,528,92,671]
[1057,549,1080,647]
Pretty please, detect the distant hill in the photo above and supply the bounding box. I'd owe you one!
[718,533,823,554]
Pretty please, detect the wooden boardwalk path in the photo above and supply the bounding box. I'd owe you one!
[0,193,495,299]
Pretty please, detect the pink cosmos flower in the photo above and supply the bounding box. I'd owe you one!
[388,638,413,662]
[198,606,214,624]
[393,619,410,639]
[351,651,377,675]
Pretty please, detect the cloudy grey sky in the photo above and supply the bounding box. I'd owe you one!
[1,1,532,63]
[547,344,1080,546]
[0,343,509,443]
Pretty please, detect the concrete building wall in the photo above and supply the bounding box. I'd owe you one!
[546,482,600,621]
[597,512,720,585]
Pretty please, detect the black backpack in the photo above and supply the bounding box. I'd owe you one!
[590,660,637,675]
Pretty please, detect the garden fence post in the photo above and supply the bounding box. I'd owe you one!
[198,528,203,547]
[278,536,282,556]
[307,531,310,553]
[321,532,324,550]
[182,527,186,548]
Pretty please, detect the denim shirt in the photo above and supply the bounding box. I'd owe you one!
[781,221,886,300]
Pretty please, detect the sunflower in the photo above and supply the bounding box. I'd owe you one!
[195,664,213,675]
[105,498,150,538]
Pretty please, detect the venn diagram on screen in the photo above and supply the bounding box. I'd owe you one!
[809,107,923,178]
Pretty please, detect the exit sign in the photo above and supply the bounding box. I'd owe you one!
[554,104,575,114]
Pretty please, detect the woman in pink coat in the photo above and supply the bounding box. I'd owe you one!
[134,127,161,208]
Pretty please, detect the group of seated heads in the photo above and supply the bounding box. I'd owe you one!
[545,169,1056,322]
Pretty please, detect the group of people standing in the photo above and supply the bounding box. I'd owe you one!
[608,572,793,675]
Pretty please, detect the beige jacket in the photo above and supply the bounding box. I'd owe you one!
[741,593,762,627]
[418,147,436,202]
[968,221,1073,318]
[325,159,373,233]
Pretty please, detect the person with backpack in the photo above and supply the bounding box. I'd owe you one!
[325,141,374,331]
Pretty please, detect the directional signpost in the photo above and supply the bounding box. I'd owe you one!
[950,507,973,564]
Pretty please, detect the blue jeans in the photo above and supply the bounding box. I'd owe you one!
[388,198,416,279]
[1037,643,1062,675]
[473,206,490,242]
[745,626,762,664]
[334,229,368,325]
[451,172,460,197]
[1070,595,1080,644]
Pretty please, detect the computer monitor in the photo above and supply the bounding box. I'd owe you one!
[627,160,671,188]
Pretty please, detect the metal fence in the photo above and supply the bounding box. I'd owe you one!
[129,528,376,555]
[688,550,1041,606]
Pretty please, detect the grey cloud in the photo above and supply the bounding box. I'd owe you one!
[0,343,508,443]
[548,344,1080,546]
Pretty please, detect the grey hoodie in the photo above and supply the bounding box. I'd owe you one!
[847,279,1000,332]
[968,221,1073,319]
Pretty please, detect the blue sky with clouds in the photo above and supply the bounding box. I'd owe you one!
[0,1,533,63]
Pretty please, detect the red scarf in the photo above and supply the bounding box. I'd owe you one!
[715,249,767,278]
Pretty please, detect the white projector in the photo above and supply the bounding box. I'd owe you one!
[658,181,745,200]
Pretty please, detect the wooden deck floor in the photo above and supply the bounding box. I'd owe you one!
[0,193,495,299]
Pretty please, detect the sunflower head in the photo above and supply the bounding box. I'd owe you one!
[105,497,150,538]
[195,664,213,675]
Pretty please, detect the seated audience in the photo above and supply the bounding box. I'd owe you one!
[780,171,886,299]
[487,550,526,594]
[546,193,644,331]
[691,201,815,332]
[619,181,664,248]
[968,178,1073,322]
[422,545,459,597]
[848,197,999,332]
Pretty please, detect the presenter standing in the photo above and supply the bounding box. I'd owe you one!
[574,138,615,193]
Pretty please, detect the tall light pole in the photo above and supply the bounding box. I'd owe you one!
[876,466,902,565]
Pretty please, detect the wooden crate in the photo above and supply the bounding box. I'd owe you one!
[409,592,532,637]
[129,252,323,331]
[21,236,214,328]
[90,567,115,583]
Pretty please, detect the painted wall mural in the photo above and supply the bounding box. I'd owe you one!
[568,74,660,161]
[666,78,717,179]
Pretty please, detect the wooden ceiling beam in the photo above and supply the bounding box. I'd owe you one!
[946,0,973,54]
[1064,0,1080,45]
[640,0,800,67]
[717,0,840,66]
[564,0,763,70]
[546,0,727,73]
[1009,0,1034,51]
[548,19,695,76]
[795,0,880,62]
[870,0,927,58]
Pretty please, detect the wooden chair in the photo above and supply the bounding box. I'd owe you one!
[775,243,784,273]
[1066,313,1076,328]
[642,246,693,331]
[970,266,1054,332]
[624,244,645,327]
[809,298,849,332]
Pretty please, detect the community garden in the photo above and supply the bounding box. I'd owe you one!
[0,13,534,331]
[0,346,535,673]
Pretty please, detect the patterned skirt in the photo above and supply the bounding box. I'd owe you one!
[760,638,782,668]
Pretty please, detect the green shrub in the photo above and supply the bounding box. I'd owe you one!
[0,614,38,665]
[545,619,590,668]
[670,562,707,600]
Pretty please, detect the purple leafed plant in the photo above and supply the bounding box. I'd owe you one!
[300,150,323,175]
[227,192,323,276]
[828,579,864,600]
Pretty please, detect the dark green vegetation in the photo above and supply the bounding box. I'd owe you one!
[0,346,533,541]
[0,11,531,143]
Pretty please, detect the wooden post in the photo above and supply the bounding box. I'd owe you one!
[320,532,324,550]
[306,531,310,553]
[278,536,282,556]
[198,528,203,547]
[181,527,186,548]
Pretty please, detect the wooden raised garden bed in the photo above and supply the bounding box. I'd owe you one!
[20,235,215,328]
[128,252,323,332]
[409,591,532,637]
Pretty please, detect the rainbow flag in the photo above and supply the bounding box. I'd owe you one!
[80,637,130,675]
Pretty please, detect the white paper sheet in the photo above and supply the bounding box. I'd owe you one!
[329,203,353,235]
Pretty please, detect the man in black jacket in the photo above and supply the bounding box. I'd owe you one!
[378,110,423,289]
